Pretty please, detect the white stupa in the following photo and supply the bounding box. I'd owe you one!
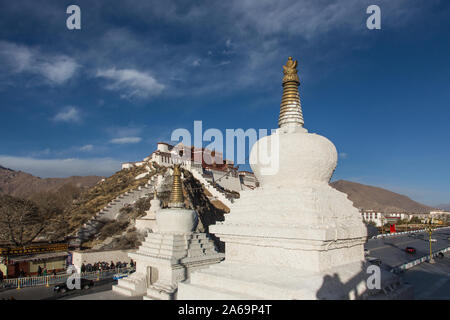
[178,57,410,299]
[134,188,159,233]
[113,164,224,299]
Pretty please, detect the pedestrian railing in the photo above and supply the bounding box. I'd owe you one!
[372,226,450,239]
[392,246,450,273]
[0,267,135,290]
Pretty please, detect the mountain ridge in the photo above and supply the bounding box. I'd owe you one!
[436,203,450,211]
[330,180,435,213]
[0,165,102,198]
[0,166,435,213]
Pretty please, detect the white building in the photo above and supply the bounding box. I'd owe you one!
[361,210,412,226]
[429,210,450,216]
[122,142,258,193]
[360,210,384,227]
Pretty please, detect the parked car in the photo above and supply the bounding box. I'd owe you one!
[405,247,416,254]
[113,269,135,281]
[53,278,94,293]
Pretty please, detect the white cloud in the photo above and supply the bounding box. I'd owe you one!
[110,137,142,144]
[0,155,120,178]
[0,41,79,85]
[228,0,416,40]
[96,67,164,98]
[53,106,81,123]
[38,56,79,84]
[79,144,94,151]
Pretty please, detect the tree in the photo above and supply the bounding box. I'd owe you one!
[409,216,422,224]
[0,195,46,246]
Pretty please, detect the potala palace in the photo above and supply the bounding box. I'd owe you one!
[122,142,259,193]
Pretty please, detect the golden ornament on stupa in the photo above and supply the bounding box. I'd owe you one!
[168,164,184,208]
[278,56,304,128]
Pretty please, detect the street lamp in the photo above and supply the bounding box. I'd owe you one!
[426,219,435,264]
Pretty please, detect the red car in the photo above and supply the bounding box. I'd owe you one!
[405,247,416,254]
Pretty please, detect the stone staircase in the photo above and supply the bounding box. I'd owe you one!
[189,168,234,208]
[71,165,237,247]
[73,183,155,244]
[113,272,147,296]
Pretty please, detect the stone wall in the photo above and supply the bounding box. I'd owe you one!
[71,249,136,272]
[211,170,242,192]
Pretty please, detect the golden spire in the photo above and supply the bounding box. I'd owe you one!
[168,164,184,208]
[278,56,304,128]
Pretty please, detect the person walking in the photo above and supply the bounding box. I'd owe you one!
[0,270,4,283]
[37,266,42,277]
[81,263,86,273]
[43,267,47,277]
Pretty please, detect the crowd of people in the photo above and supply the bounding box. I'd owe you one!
[0,265,57,281]
[0,260,136,282]
[80,259,135,273]
[36,266,56,277]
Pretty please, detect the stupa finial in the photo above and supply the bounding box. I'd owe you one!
[168,164,184,208]
[278,56,304,128]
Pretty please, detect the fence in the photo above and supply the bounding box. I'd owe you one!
[372,226,450,239]
[0,267,134,290]
[392,246,450,273]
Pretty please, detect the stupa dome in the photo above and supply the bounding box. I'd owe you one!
[250,129,338,188]
[156,208,198,234]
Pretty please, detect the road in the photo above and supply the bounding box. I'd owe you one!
[1,229,448,300]
[0,279,117,300]
[365,227,450,269]
[402,253,450,300]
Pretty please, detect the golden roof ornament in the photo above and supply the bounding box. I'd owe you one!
[278,56,304,128]
[168,164,184,208]
[282,57,300,83]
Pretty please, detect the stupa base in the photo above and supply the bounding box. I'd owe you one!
[178,261,413,300]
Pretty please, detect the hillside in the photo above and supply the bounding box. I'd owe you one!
[0,165,102,198]
[330,180,434,213]
[70,166,228,251]
[436,203,450,211]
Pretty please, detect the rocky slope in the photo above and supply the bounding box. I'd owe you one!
[73,166,228,251]
[331,180,434,213]
[0,165,101,198]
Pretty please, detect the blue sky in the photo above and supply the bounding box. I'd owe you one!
[0,0,449,206]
